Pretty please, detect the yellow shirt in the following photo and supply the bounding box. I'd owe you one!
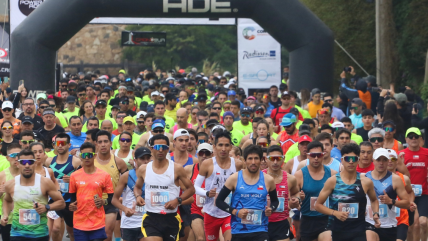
[165,108,178,123]
[307,100,324,118]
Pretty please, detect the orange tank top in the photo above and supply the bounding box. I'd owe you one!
[358,90,371,110]
[396,172,409,226]
[391,139,399,154]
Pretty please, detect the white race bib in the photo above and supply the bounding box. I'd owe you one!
[241,209,263,225]
[150,192,169,206]
[412,184,422,197]
[338,203,358,218]
[310,197,329,211]
[57,179,69,193]
[19,209,40,225]
[196,195,206,207]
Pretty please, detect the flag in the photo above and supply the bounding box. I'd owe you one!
[257,185,264,190]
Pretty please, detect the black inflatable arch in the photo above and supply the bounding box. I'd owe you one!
[10,0,334,92]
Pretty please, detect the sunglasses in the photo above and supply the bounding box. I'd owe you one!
[2,108,12,112]
[408,134,420,140]
[120,138,132,143]
[255,110,264,114]
[61,85,68,88]
[308,152,324,158]
[2,126,13,130]
[162,91,168,94]
[390,157,398,162]
[8,153,19,158]
[39,106,48,109]
[324,99,333,102]
[351,106,359,110]
[18,159,36,165]
[127,91,134,95]
[383,127,394,132]
[198,140,206,144]
[241,113,251,118]
[121,101,129,105]
[21,140,35,145]
[79,93,86,97]
[369,137,384,143]
[342,156,359,163]
[188,88,195,91]
[55,141,68,146]
[198,150,212,157]
[200,124,207,129]
[80,152,95,159]
[153,144,169,151]
[281,97,290,100]
[117,116,126,119]
[49,105,56,108]
[137,121,145,124]
[212,107,221,110]
[258,142,269,147]
[267,156,284,162]
[152,129,164,134]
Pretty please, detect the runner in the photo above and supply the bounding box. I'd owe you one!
[223,111,244,147]
[357,141,375,173]
[382,120,404,153]
[113,132,134,170]
[215,144,278,241]
[330,128,351,160]
[283,134,311,174]
[111,147,152,241]
[170,108,193,135]
[1,148,65,241]
[29,142,58,185]
[68,142,114,241]
[135,119,173,149]
[194,130,243,241]
[363,148,410,241]
[133,134,195,241]
[294,141,337,241]
[315,143,381,241]
[44,133,81,241]
[263,145,300,241]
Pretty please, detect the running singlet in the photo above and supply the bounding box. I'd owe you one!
[172,123,193,134]
[122,169,146,228]
[365,171,397,227]
[171,155,194,168]
[301,165,331,217]
[262,169,289,222]
[11,174,48,238]
[144,160,180,214]
[50,155,75,202]
[191,163,205,216]
[291,156,300,175]
[396,172,409,226]
[204,157,236,218]
[94,155,120,199]
[329,173,367,232]
[305,159,341,173]
[279,131,299,155]
[231,171,268,234]
[356,162,374,174]
[114,149,133,170]
[400,147,428,195]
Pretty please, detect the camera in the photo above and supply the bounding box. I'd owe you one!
[344,67,352,72]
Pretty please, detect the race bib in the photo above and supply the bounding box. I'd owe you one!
[214,193,232,207]
[19,209,40,225]
[196,195,206,207]
[132,201,146,216]
[150,192,169,206]
[241,209,263,225]
[47,211,60,220]
[412,184,422,197]
[367,203,388,219]
[274,197,285,213]
[395,206,400,217]
[57,179,69,193]
[338,203,358,218]
[310,197,329,211]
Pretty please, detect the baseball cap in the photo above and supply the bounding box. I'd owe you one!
[247,96,256,101]
[6,88,11,94]
[373,148,390,160]
[66,96,76,103]
[223,111,234,119]
[36,93,47,100]
[126,86,134,92]
[289,107,299,116]
[241,107,253,114]
[206,119,220,128]
[95,100,107,107]
[332,122,345,129]
[119,69,126,74]
[196,94,208,102]
[123,116,135,125]
[299,124,311,135]
[2,101,13,109]
[280,113,296,127]
[282,91,290,97]
[136,111,146,118]
[298,135,312,143]
[207,84,214,91]
[22,116,33,124]
[255,106,264,112]
[352,98,363,106]
[197,143,213,153]
[387,149,397,159]
[211,125,226,134]
[134,147,151,159]
[151,91,160,96]
[394,93,408,105]
[120,96,129,102]
[173,128,190,140]
[152,119,165,129]
[406,127,421,137]
[382,120,396,128]
[112,105,120,110]
[227,90,236,96]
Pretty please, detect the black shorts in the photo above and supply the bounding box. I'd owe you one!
[414,195,428,217]
[121,227,144,241]
[232,232,269,241]
[332,231,366,241]
[408,209,415,226]
[366,223,397,241]
[104,203,118,214]
[191,213,204,221]
[396,223,408,241]
[300,215,329,241]
[268,219,291,241]
[11,236,49,241]
[116,212,121,221]
[179,204,191,227]
[142,212,181,241]
[1,224,11,241]
[55,202,74,227]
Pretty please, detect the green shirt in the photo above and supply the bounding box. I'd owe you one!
[351,133,363,145]
[55,112,68,128]
[294,105,311,119]
[165,108,178,123]
[285,142,299,163]
[63,108,80,122]
[0,155,10,215]
[232,121,253,135]
[164,116,174,133]
[230,128,245,146]
[46,150,56,158]
[82,116,118,132]
[112,133,141,150]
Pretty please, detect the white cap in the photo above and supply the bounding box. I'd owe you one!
[202,77,209,81]
[211,125,226,134]
[373,148,390,160]
[332,122,345,128]
[224,78,237,88]
[151,91,160,96]
[387,149,397,159]
[2,101,13,109]
[197,143,213,153]
[136,111,147,118]
[160,93,165,98]
[173,128,190,140]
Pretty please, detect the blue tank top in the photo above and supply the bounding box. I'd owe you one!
[306,159,341,173]
[231,171,268,234]
[50,155,75,202]
[329,173,367,232]
[301,165,331,216]
[171,155,193,167]
[365,171,396,207]
[127,169,145,199]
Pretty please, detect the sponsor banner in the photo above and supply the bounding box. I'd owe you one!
[0,63,10,77]
[237,18,281,95]
[10,0,45,33]
[122,31,167,47]
[91,18,235,25]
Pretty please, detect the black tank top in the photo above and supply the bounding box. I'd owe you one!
[356,127,371,142]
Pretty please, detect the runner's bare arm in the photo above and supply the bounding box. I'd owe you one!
[293,170,304,190]
[331,169,338,175]
[43,177,66,211]
[115,156,129,174]
[193,157,199,164]
[135,133,149,150]
[241,139,252,150]
[282,159,293,173]
[295,160,306,172]
[396,158,410,178]
[314,176,336,216]
[175,164,195,202]
[44,157,53,167]
[111,172,134,216]
[288,174,300,209]
[239,134,250,148]
[184,164,193,179]
[134,164,146,197]
[364,177,381,228]
[403,175,415,201]
[0,172,6,198]
[235,158,244,171]
[1,180,14,224]
[47,168,60,189]
[72,156,82,169]
[388,174,410,209]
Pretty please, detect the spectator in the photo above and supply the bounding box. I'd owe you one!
[0,101,21,136]
[349,98,364,129]
[307,88,324,118]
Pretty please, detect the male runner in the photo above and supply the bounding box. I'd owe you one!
[1,149,65,241]
[330,128,351,160]
[111,147,152,241]
[45,133,81,241]
[306,132,341,172]
[194,131,244,241]
[277,113,299,155]
[170,108,192,135]
[135,119,173,149]
[69,142,114,241]
[263,145,300,241]
[94,130,128,241]
[315,143,380,241]
[215,144,278,241]
[357,141,375,173]
[134,134,195,241]
[363,148,410,241]
[294,141,337,241]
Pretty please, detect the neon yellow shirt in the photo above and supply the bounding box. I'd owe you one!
[112,133,142,150]
[55,112,68,128]
[232,121,253,135]
[82,116,118,132]
[230,128,244,146]
[165,108,178,123]
[351,133,363,145]
[63,108,80,122]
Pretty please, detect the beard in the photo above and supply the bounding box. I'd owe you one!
[22,171,33,179]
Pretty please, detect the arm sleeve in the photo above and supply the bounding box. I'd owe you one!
[377,96,385,116]
[412,114,428,131]
[12,92,21,110]
[194,174,207,197]
[70,193,76,203]
[269,189,279,212]
[106,193,113,204]
[215,186,234,214]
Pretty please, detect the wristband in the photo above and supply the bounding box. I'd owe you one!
[206,191,210,197]
[236,209,240,216]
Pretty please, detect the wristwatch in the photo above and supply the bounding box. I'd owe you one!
[177,197,183,206]
[392,199,396,206]
[45,204,51,211]
[373,212,380,218]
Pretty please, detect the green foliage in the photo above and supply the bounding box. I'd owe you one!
[122,25,237,74]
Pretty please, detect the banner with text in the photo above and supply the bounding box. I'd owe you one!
[237,19,281,96]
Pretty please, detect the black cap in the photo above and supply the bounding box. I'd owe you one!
[241,107,253,113]
[255,105,264,112]
[126,86,134,92]
[112,105,120,110]
[140,102,148,111]
[382,120,396,128]
[95,100,107,107]
[148,85,156,90]
[165,93,176,101]
[170,88,179,95]
[196,94,208,102]
[290,107,299,116]
[66,96,76,103]
[134,147,152,159]
[299,124,311,135]
[237,88,245,95]
[279,83,287,91]
[22,116,33,124]
[120,96,129,102]
[206,119,219,128]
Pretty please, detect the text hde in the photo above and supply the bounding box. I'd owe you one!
[163,0,231,13]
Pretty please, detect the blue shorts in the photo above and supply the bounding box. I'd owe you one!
[292,209,301,221]
[73,227,107,241]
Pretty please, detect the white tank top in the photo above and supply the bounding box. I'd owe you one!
[14,173,48,208]
[144,160,180,214]
[147,131,167,147]
[291,156,300,175]
[365,195,397,227]
[204,157,236,218]
[121,185,144,228]
[114,149,133,170]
